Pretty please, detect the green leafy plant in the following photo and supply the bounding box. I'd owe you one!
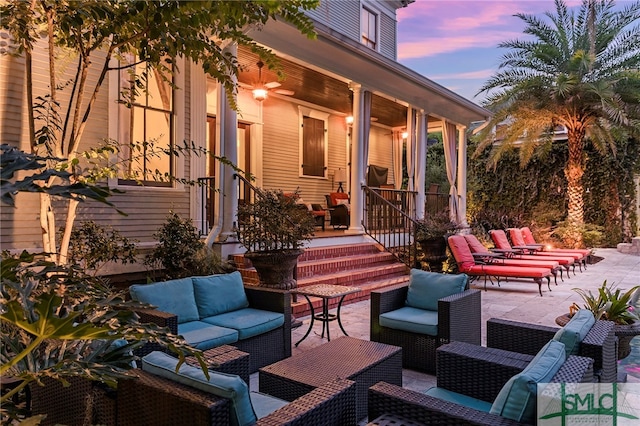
[66,221,138,276]
[235,189,315,253]
[571,281,640,325]
[0,250,206,423]
[415,210,458,240]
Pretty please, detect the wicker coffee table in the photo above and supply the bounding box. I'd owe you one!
[259,336,402,420]
[185,345,250,385]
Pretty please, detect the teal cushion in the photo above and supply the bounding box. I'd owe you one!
[129,278,199,324]
[379,306,439,336]
[193,271,250,318]
[553,309,595,356]
[490,340,566,423]
[142,351,257,426]
[425,387,493,413]
[250,392,289,419]
[177,321,239,350]
[405,269,468,311]
[202,308,284,340]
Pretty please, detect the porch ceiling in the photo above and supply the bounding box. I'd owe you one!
[237,48,408,128]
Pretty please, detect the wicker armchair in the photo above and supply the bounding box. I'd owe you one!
[135,285,291,373]
[368,341,595,425]
[325,193,350,229]
[116,370,356,425]
[370,281,481,374]
[486,317,618,382]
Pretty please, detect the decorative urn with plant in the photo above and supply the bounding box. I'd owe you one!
[236,188,315,290]
[415,210,458,272]
[561,280,640,359]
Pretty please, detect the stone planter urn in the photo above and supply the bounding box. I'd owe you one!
[418,237,448,273]
[556,313,640,360]
[244,249,303,290]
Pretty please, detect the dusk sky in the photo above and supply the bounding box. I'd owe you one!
[396,0,629,105]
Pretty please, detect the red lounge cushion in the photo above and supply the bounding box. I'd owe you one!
[329,192,349,206]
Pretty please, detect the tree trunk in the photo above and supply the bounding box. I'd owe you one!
[40,193,57,263]
[564,126,586,248]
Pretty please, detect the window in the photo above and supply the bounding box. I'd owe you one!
[117,57,174,186]
[361,6,377,50]
[299,108,329,178]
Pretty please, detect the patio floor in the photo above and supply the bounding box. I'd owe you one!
[250,247,640,419]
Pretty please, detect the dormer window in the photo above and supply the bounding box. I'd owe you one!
[361,6,378,50]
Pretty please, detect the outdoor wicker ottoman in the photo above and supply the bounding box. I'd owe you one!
[185,345,251,386]
[259,336,402,421]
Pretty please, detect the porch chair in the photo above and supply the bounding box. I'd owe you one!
[117,351,357,425]
[463,234,564,283]
[325,192,350,229]
[448,235,554,296]
[490,229,581,275]
[368,340,594,425]
[370,269,481,374]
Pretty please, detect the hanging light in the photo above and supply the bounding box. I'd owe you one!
[252,88,268,102]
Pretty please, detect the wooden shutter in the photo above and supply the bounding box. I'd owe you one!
[302,116,325,177]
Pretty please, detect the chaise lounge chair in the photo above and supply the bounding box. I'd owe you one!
[520,226,591,264]
[507,228,587,271]
[448,235,554,296]
[490,229,581,274]
[463,234,564,283]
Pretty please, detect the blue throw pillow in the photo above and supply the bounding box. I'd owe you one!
[553,309,595,356]
[405,269,468,311]
[193,271,249,318]
[129,278,199,324]
[142,351,257,426]
[490,340,566,423]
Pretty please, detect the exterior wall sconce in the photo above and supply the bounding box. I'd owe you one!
[345,116,354,125]
[402,131,408,139]
[334,168,347,193]
[253,88,268,102]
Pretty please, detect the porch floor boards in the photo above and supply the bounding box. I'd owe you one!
[233,242,410,317]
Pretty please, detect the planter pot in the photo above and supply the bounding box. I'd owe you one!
[556,313,640,360]
[244,249,303,290]
[418,237,448,273]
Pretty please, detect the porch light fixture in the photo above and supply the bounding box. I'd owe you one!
[253,88,268,102]
[402,131,408,140]
[345,116,354,125]
[334,168,347,193]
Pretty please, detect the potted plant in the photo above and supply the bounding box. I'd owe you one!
[236,189,315,290]
[557,280,640,359]
[415,210,458,272]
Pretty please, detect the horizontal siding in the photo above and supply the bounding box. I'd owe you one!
[379,12,397,60]
[368,125,395,185]
[306,0,360,43]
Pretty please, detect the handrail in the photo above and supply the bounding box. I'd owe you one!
[362,186,420,268]
[197,177,215,236]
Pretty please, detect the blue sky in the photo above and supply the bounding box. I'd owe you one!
[396,0,627,105]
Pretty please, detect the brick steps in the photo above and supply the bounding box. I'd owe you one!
[234,242,410,317]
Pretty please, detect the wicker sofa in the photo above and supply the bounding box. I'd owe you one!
[130,271,291,372]
[370,270,481,373]
[368,340,595,425]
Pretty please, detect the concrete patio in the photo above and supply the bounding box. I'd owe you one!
[250,248,640,399]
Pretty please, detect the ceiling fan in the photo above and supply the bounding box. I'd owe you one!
[240,61,294,101]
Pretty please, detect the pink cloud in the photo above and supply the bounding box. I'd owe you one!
[429,69,497,80]
[398,31,521,59]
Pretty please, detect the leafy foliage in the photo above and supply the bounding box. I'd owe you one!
[572,281,640,325]
[415,210,458,240]
[236,189,315,253]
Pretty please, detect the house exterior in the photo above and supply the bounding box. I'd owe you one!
[1,1,490,269]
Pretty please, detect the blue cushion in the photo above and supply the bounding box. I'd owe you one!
[250,392,289,419]
[177,321,238,350]
[142,351,257,426]
[379,306,439,336]
[425,387,493,413]
[202,308,284,340]
[553,309,595,356]
[490,340,566,423]
[405,269,468,311]
[193,272,250,318]
[129,278,199,324]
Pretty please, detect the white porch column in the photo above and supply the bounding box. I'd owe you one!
[216,43,239,242]
[415,110,428,220]
[347,83,366,234]
[457,125,469,227]
[189,61,207,229]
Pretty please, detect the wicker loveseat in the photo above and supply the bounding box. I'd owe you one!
[130,271,291,372]
[368,340,595,425]
[370,269,481,373]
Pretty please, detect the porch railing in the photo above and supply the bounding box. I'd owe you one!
[362,186,420,268]
[197,177,216,236]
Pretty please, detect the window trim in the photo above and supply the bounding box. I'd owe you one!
[298,106,329,179]
[360,3,379,51]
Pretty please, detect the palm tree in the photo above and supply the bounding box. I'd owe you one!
[475,0,640,247]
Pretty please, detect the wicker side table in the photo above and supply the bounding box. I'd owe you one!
[185,345,250,385]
